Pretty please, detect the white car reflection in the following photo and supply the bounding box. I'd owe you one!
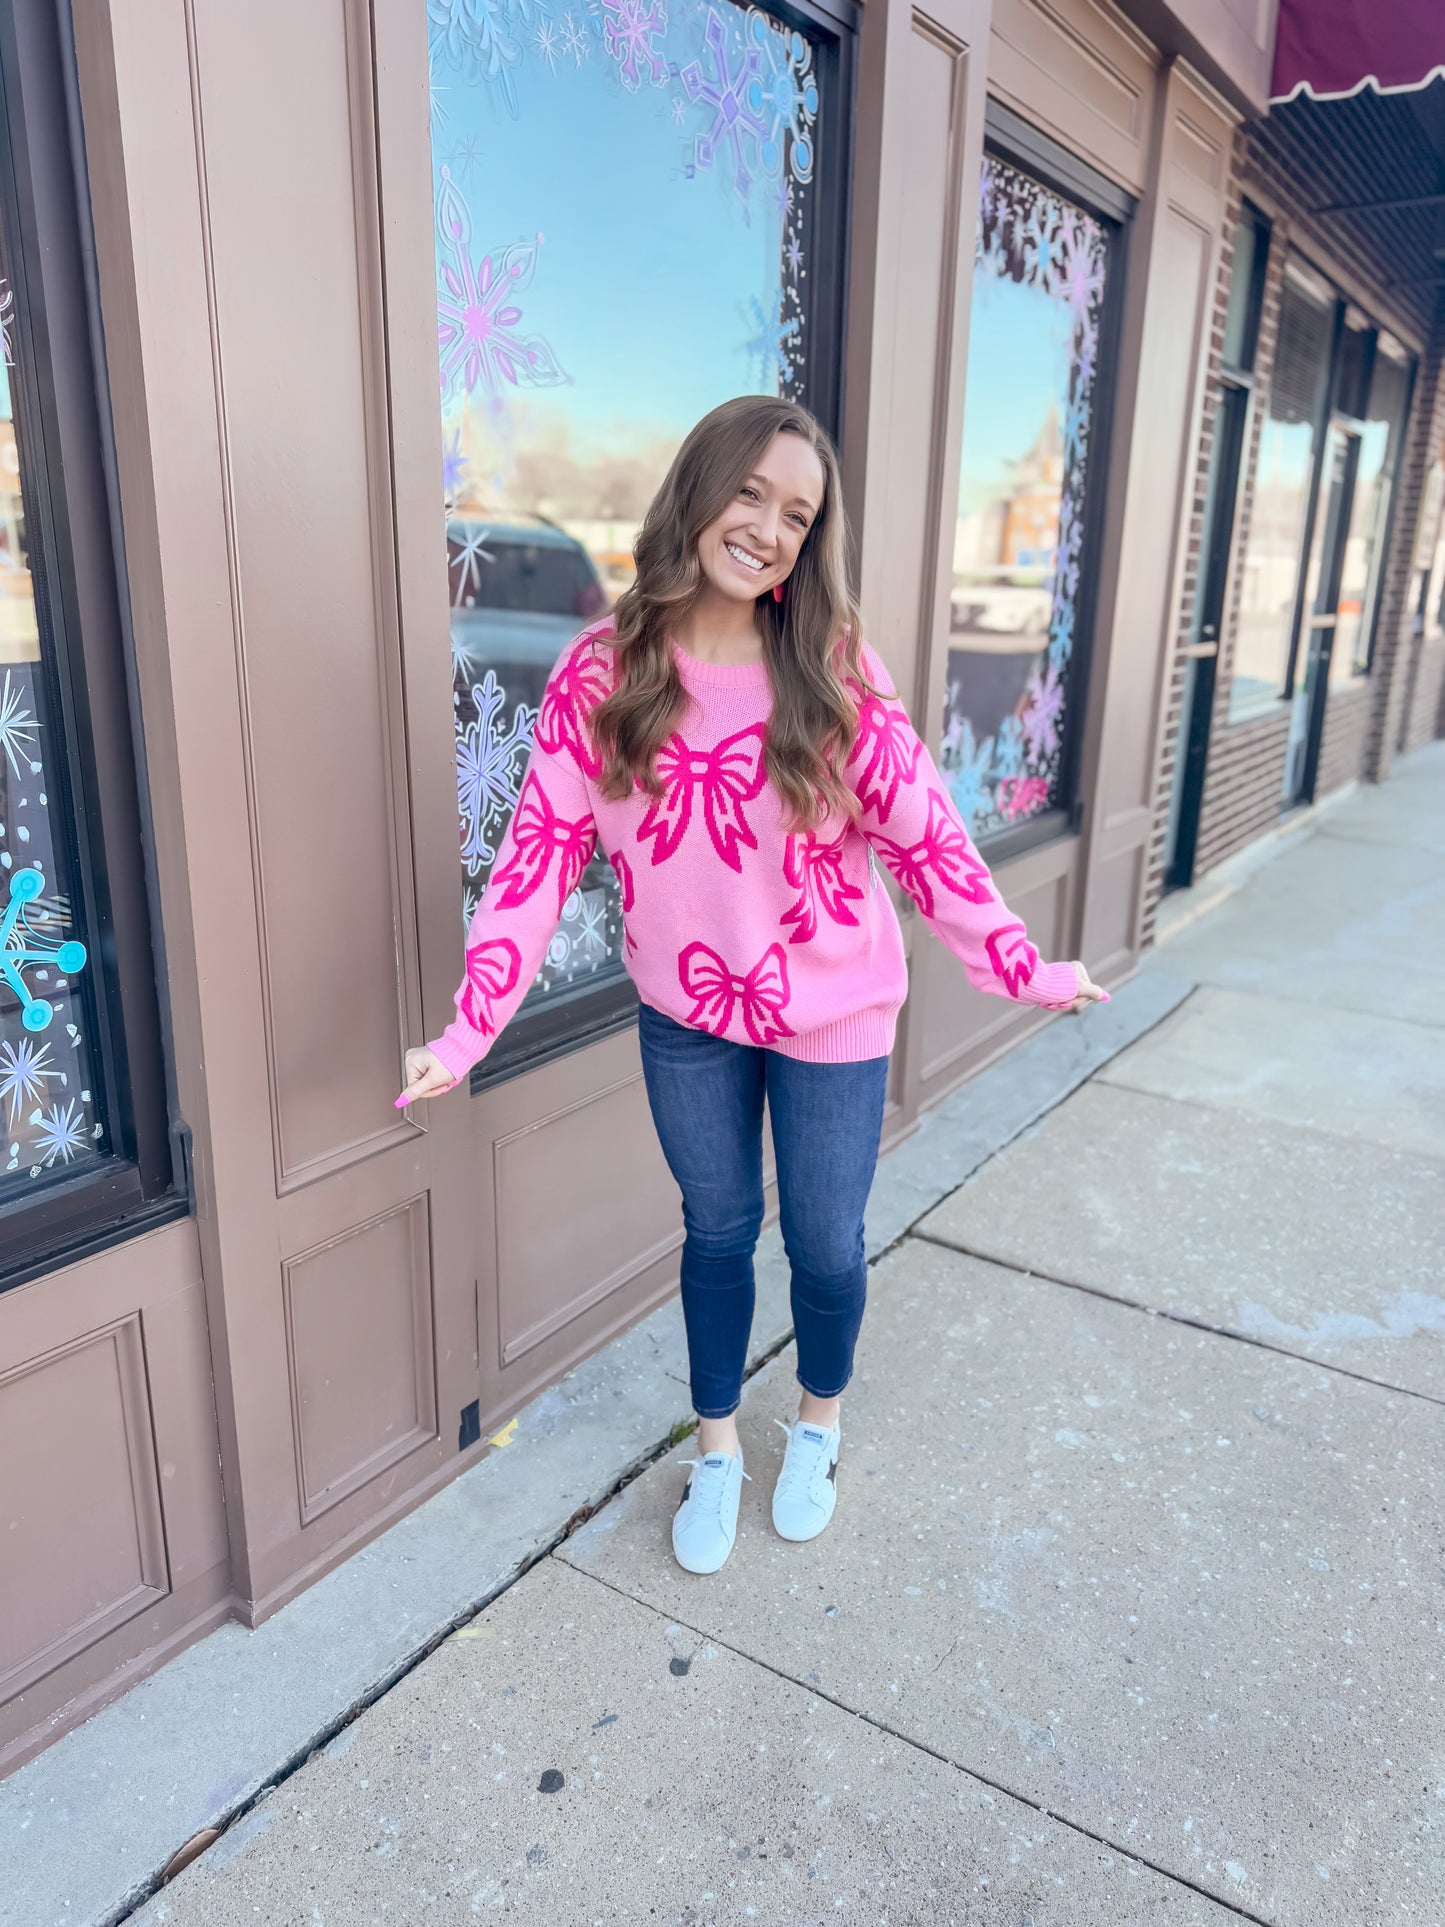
[950,576,1052,638]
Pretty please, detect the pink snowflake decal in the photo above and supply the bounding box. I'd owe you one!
[435,168,568,409]
[1021,665,1065,763]
[601,0,669,90]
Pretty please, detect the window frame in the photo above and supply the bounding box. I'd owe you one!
[468,0,859,1094]
[946,102,1133,866]
[0,0,180,1292]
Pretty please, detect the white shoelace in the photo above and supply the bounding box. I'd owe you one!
[773,1418,833,1502]
[678,1455,750,1519]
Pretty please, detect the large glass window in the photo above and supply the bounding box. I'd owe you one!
[941,146,1116,841]
[1229,266,1334,719]
[0,8,174,1284]
[1331,337,1411,682]
[427,0,845,1069]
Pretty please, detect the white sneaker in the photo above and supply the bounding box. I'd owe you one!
[672,1449,749,1574]
[771,1416,840,1542]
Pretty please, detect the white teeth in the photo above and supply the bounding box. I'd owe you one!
[725,541,764,572]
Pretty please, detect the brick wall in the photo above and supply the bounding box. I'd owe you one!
[1404,641,1445,756]
[1142,92,1445,941]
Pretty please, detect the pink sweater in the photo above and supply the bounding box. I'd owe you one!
[428,629,1080,1080]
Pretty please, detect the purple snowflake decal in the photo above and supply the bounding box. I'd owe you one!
[1022,664,1065,763]
[442,426,469,503]
[457,671,536,871]
[680,12,767,205]
[601,0,669,89]
[435,170,569,411]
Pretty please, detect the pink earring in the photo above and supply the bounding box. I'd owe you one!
[772,582,785,604]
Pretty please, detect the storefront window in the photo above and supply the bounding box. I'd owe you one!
[0,6,173,1284]
[427,1,834,1042]
[1331,338,1411,682]
[942,151,1112,840]
[0,311,102,1195]
[1229,267,1334,719]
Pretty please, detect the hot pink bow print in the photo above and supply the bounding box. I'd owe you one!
[985,920,1039,997]
[848,694,922,824]
[781,831,865,944]
[637,724,766,871]
[678,940,794,1045]
[535,636,612,778]
[870,791,994,918]
[490,770,596,911]
[459,937,521,1038]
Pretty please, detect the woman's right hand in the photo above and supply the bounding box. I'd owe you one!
[395,1046,458,1109]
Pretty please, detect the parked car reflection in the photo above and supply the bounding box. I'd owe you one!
[447,510,610,717]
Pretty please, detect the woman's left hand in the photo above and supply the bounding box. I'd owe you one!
[1061,961,1107,1013]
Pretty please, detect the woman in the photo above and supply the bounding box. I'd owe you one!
[398,395,1105,1576]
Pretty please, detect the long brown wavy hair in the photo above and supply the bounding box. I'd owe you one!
[590,395,869,829]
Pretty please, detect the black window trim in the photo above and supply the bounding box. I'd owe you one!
[469,0,858,1093]
[0,0,181,1293]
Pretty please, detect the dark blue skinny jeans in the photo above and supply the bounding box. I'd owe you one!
[637,1000,889,1420]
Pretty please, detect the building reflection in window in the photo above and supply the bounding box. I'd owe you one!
[1332,338,1410,683]
[1229,266,1333,718]
[942,153,1109,839]
[427,6,822,1008]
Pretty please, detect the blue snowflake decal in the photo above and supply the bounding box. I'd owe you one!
[0,868,86,1033]
[940,717,994,835]
[992,713,1025,781]
[744,289,800,389]
[745,16,818,182]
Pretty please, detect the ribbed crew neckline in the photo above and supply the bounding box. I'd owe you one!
[671,638,771,690]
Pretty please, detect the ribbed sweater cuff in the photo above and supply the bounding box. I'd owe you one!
[427,1027,483,1084]
[1019,960,1080,1008]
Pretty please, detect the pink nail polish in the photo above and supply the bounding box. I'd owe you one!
[394,1094,411,1109]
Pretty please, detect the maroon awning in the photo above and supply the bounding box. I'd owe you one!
[1271,0,1445,103]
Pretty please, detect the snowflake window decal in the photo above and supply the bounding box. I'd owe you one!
[457,672,536,873]
[943,154,1109,841]
[601,0,670,89]
[0,867,87,1033]
[680,12,770,207]
[435,168,570,415]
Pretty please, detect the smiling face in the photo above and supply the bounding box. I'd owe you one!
[695,429,826,607]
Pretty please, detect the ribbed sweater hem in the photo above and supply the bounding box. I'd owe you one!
[767,1005,900,1063]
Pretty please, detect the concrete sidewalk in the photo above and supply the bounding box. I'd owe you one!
[52,747,1445,1923]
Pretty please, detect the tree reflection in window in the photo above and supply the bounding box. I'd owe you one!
[943,154,1109,839]
[427,4,822,1006]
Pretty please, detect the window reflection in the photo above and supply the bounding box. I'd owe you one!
[1332,341,1410,681]
[943,154,1110,839]
[0,287,102,1192]
[1229,269,1333,718]
[427,5,822,1006]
